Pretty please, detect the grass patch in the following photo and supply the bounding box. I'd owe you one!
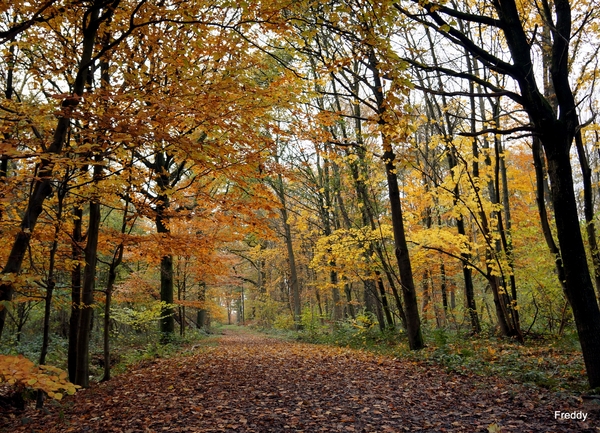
[288,322,588,393]
[405,330,588,392]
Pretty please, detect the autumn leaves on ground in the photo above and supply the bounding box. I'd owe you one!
[2,328,596,433]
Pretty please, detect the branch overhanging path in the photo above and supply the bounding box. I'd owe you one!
[2,329,596,432]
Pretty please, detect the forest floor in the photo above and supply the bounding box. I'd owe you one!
[1,328,599,433]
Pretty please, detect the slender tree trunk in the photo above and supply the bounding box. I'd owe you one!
[159,252,175,339]
[377,277,394,329]
[68,205,83,382]
[344,284,355,319]
[74,159,102,388]
[383,147,423,349]
[197,282,207,330]
[493,116,522,339]
[442,142,482,334]
[74,212,98,389]
[330,269,343,322]
[39,185,65,368]
[440,261,448,320]
[531,137,567,290]
[423,27,480,334]
[102,269,114,382]
[322,162,344,321]
[36,183,65,408]
[0,41,15,223]
[465,77,519,338]
[178,281,185,337]
[315,287,324,324]
[102,241,124,382]
[420,271,430,324]
[272,167,301,328]
[282,210,301,328]
[364,279,384,331]
[346,122,408,329]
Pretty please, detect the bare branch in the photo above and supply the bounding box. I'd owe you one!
[458,125,535,137]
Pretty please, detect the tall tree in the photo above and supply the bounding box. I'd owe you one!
[396,0,600,387]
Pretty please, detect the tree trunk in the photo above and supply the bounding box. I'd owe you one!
[344,284,355,319]
[273,170,301,329]
[493,122,522,339]
[39,183,65,368]
[366,49,423,348]
[424,27,480,334]
[159,253,175,340]
[383,145,424,349]
[445,145,481,334]
[545,141,600,387]
[68,205,83,382]
[531,137,567,290]
[574,130,600,297]
[364,278,384,331]
[102,271,114,382]
[440,261,448,320]
[36,179,67,406]
[102,240,124,382]
[282,209,301,329]
[74,206,99,388]
[153,160,175,341]
[197,282,207,330]
[74,159,102,388]
[420,271,431,324]
[148,151,187,342]
[330,269,343,322]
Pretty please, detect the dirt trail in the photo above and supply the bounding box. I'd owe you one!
[1,329,597,432]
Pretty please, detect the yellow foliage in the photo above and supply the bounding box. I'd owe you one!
[0,355,80,400]
[311,226,395,288]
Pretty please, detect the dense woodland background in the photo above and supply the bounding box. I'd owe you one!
[2,0,600,404]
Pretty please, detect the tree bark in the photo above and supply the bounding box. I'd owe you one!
[68,204,83,382]
[545,140,600,387]
[102,237,125,382]
[273,169,301,328]
[531,137,567,290]
[74,158,102,388]
[197,282,207,330]
[156,198,175,341]
[382,143,424,349]
[149,151,186,342]
[574,130,600,297]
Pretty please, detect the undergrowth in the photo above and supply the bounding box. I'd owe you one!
[285,320,589,393]
[0,327,215,384]
[410,330,587,393]
[108,328,217,376]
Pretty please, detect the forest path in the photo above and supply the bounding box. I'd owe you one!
[2,328,597,432]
